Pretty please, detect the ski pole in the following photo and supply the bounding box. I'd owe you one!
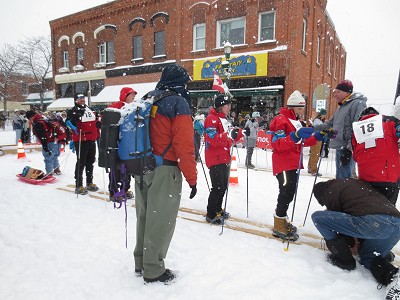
[302,139,326,226]
[284,140,304,251]
[246,135,249,218]
[76,128,82,199]
[220,144,235,235]
[199,155,210,192]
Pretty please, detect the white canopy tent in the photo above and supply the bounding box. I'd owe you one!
[47,82,157,111]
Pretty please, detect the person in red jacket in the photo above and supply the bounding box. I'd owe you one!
[66,93,100,195]
[269,90,323,241]
[351,106,400,205]
[107,87,137,201]
[204,94,244,224]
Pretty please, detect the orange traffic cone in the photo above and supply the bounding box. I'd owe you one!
[17,139,27,159]
[229,154,239,185]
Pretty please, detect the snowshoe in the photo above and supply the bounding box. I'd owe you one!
[272,229,299,241]
[386,271,400,300]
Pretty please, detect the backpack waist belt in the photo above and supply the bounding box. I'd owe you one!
[163,159,178,166]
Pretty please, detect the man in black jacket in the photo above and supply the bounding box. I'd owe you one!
[312,178,400,299]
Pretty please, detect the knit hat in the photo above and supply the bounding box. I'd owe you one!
[74,93,85,101]
[287,91,306,107]
[156,64,190,90]
[358,106,379,120]
[214,94,231,108]
[26,110,36,119]
[317,108,327,116]
[313,181,328,206]
[252,112,260,118]
[335,80,353,93]
[119,87,137,102]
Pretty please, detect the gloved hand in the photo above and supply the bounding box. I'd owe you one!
[244,127,250,136]
[396,125,400,138]
[289,127,314,142]
[69,141,75,153]
[229,128,240,140]
[66,120,79,135]
[340,148,352,166]
[272,130,286,143]
[315,128,338,141]
[189,184,197,199]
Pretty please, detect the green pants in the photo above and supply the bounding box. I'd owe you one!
[133,165,182,279]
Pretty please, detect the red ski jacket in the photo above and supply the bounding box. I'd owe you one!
[204,107,243,168]
[67,105,99,142]
[352,114,400,183]
[270,107,318,176]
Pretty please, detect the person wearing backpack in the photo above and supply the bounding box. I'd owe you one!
[133,64,197,284]
[66,93,100,195]
[107,87,137,201]
[26,110,66,175]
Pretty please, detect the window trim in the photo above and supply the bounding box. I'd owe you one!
[216,16,246,48]
[258,11,276,43]
[301,18,307,53]
[98,41,115,64]
[316,35,320,65]
[193,23,206,51]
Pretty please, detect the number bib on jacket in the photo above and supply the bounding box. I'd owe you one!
[82,107,96,122]
[352,115,384,148]
[289,119,303,130]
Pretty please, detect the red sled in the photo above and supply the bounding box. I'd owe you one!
[16,174,56,185]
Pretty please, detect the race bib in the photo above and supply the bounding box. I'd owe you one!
[81,107,96,122]
[352,115,384,148]
[220,117,233,133]
[289,119,303,130]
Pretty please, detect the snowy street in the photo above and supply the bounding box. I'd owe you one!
[0,131,398,300]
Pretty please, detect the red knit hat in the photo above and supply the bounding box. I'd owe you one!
[119,87,137,102]
[335,80,353,93]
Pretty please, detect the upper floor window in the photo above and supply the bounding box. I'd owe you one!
[259,11,275,42]
[63,51,69,68]
[316,35,321,64]
[98,41,115,64]
[77,48,84,65]
[132,36,143,60]
[217,17,245,47]
[301,18,307,52]
[193,23,206,51]
[154,31,165,57]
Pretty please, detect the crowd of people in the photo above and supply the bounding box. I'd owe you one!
[11,66,400,297]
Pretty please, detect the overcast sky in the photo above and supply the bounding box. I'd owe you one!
[0,0,399,109]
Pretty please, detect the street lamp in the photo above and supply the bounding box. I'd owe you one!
[222,41,233,81]
[223,41,233,60]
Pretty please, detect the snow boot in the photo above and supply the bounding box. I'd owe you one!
[86,183,99,192]
[206,214,222,225]
[217,209,230,219]
[144,269,175,284]
[370,256,400,299]
[126,190,134,199]
[325,236,356,271]
[54,167,62,175]
[75,186,88,195]
[272,215,299,241]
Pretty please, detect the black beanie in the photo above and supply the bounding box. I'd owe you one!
[313,181,328,206]
[26,110,36,119]
[214,94,231,108]
[335,80,353,93]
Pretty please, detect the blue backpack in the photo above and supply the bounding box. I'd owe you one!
[117,90,176,176]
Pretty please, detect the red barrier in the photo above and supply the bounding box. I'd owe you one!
[256,131,273,149]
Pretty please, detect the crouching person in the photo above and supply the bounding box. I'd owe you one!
[312,178,400,299]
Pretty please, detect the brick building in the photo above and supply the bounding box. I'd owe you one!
[49,0,346,121]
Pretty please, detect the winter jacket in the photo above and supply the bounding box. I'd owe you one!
[320,179,400,217]
[66,104,99,142]
[30,114,54,152]
[13,114,24,130]
[244,119,258,148]
[149,89,197,187]
[352,114,400,183]
[315,92,367,150]
[108,101,125,109]
[204,107,243,168]
[269,107,318,176]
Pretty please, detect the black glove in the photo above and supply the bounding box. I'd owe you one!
[189,184,197,199]
[229,128,239,140]
[340,148,352,166]
[321,128,338,139]
[244,127,250,136]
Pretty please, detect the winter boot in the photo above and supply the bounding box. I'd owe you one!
[86,183,99,192]
[325,236,356,271]
[144,269,175,284]
[75,186,88,195]
[272,215,299,241]
[217,209,230,219]
[54,167,62,175]
[126,190,134,199]
[206,214,222,225]
[370,256,400,299]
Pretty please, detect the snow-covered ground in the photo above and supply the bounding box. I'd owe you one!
[0,129,397,300]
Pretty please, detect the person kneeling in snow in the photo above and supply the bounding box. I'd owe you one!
[312,179,400,299]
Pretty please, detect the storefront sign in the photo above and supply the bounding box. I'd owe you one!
[193,53,268,81]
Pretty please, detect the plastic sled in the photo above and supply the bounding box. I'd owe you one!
[16,174,56,185]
